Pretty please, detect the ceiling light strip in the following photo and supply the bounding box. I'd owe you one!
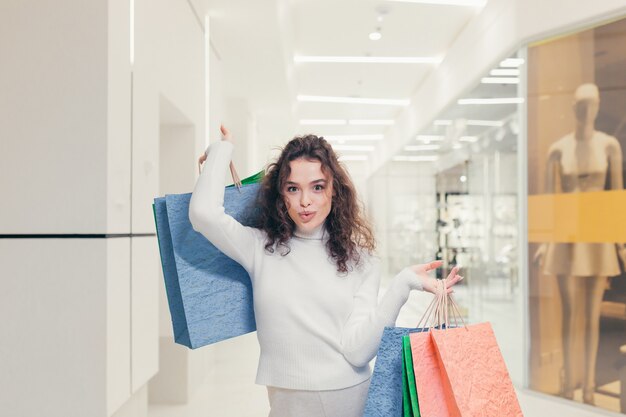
[299,119,347,125]
[434,119,505,126]
[499,58,525,68]
[349,119,395,125]
[339,155,369,161]
[457,97,525,105]
[490,69,519,76]
[481,77,520,84]
[416,135,445,142]
[405,145,441,151]
[332,145,376,151]
[294,56,440,64]
[466,119,504,127]
[297,95,410,106]
[325,134,384,141]
[393,155,439,162]
[459,136,478,142]
[386,0,486,6]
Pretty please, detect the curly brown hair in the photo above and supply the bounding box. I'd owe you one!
[256,134,376,274]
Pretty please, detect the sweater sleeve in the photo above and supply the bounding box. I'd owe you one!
[340,256,422,367]
[188,140,259,273]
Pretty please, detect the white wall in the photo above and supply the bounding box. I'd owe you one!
[0,0,208,415]
[0,0,109,234]
[0,239,110,416]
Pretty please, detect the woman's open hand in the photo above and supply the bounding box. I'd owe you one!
[410,261,463,295]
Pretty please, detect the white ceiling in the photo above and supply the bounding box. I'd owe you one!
[195,0,503,163]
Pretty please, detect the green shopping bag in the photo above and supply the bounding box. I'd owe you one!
[402,335,421,417]
[402,354,410,417]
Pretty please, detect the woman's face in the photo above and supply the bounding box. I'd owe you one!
[283,158,333,233]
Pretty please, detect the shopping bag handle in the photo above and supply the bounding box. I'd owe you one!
[416,280,446,330]
[415,280,468,331]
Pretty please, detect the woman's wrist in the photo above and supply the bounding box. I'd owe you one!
[393,267,424,296]
[205,139,233,157]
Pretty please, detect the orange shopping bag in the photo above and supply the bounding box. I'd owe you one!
[410,330,458,417]
[431,321,523,417]
[409,286,459,417]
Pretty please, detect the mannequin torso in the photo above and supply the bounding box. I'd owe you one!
[549,131,620,193]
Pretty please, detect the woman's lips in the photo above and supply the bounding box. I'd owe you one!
[299,211,315,221]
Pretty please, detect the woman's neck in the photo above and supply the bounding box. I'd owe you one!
[294,222,326,240]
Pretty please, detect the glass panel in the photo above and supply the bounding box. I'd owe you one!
[527,16,626,413]
[369,51,524,386]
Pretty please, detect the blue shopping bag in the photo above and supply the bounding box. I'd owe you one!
[153,182,261,349]
[364,327,425,417]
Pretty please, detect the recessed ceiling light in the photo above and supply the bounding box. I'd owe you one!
[499,58,525,68]
[369,30,382,41]
[386,0,486,6]
[457,98,524,105]
[349,119,395,125]
[393,155,439,162]
[339,155,369,161]
[325,134,385,141]
[481,77,519,84]
[299,119,347,125]
[297,95,410,106]
[460,175,467,182]
[490,68,519,76]
[294,56,440,64]
[332,145,376,151]
[405,145,441,151]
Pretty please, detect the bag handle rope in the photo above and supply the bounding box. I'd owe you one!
[415,278,468,331]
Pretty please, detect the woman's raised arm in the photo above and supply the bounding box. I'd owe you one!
[188,127,261,274]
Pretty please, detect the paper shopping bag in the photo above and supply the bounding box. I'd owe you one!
[153,176,262,349]
[431,323,523,417]
[410,330,457,417]
[364,327,423,417]
[402,335,420,417]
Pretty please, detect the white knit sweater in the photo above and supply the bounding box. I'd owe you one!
[189,140,422,390]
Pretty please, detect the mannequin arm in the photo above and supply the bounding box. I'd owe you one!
[607,138,624,190]
[544,147,561,194]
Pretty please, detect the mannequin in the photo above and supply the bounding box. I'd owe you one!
[534,83,626,405]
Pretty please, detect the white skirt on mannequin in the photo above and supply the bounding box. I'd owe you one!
[543,242,621,277]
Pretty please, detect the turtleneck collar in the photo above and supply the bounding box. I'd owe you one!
[294,222,327,240]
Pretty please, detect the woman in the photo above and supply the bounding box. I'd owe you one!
[190,125,462,417]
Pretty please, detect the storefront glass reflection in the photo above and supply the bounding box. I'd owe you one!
[369,52,524,385]
[528,17,626,413]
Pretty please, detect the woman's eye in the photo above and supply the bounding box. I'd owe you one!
[287,186,298,193]
[313,185,325,191]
